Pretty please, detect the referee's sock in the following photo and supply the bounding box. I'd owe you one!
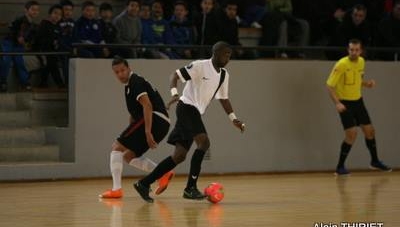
[186,149,206,189]
[140,156,176,188]
[365,138,379,163]
[337,141,352,169]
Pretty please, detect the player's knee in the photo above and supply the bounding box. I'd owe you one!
[197,137,210,151]
[345,129,357,143]
[111,141,125,151]
[123,151,136,163]
[172,151,187,164]
[365,128,375,139]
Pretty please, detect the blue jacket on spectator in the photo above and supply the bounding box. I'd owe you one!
[169,15,194,45]
[74,16,105,44]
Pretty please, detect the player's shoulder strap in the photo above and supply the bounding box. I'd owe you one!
[212,68,226,99]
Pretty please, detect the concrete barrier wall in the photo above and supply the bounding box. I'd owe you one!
[1,59,399,180]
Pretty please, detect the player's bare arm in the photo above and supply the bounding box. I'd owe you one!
[219,99,245,133]
[326,85,346,113]
[138,94,157,149]
[167,72,180,110]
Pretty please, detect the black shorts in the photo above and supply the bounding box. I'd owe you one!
[117,113,170,156]
[167,101,207,150]
[339,98,372,130]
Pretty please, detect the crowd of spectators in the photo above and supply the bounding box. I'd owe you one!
[1,0,400,92]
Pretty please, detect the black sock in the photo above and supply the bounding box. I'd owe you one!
[140,156,176,187]
[337,141,352,168]
[365,138,379,162]
[186,149,206,189]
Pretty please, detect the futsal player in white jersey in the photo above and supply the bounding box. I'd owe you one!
[134,41,245,203]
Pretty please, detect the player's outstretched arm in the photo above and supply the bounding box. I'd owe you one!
[167,72,180,110]
[219,99,245,133]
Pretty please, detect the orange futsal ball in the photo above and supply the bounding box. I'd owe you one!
[204,182,224,204]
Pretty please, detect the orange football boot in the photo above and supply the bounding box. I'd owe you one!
[99,188,123,198]
[155,171,175,195]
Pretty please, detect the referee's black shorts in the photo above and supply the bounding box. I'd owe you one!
[167,101,207,150]
[339,98,372,130]
[117,112,170,156]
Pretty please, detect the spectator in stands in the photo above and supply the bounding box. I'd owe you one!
[99,3,117,45]
[215,0,255,59]
[139,2,151,20]
[238,0,266,28]
[260,0,309,58]
[58,0,75,87]
[170,1,195,59]
[141,0,178,59]
[375,1,400,60]
[99,2,119,58]
[291,0,336,45]
[326,0,383,40]
[193,0,219,46]
[59,0,75,54]
[113,0,142,58]
[74,1,109,58]
[0,0,40,92]
[327,4,372,60]
[32,4,65,88]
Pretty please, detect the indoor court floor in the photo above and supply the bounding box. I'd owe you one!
[0,172,398,227]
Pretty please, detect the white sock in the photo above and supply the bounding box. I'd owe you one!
[129,156,157,172]
[110,150,123,191]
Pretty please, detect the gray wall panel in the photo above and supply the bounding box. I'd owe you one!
[0,59,398,180]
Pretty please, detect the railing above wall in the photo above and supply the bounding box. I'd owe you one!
[72,44,400,61]
[1,45,399,61]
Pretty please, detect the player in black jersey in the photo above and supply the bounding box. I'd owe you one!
[99,56,174,199]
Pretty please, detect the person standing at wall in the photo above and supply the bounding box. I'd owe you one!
[326,39,392,175]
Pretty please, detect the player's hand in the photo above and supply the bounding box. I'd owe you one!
[166,95,179,110]
[336,102,346,113]
[233,119,245,133]
[145,132,157,149]
[364,79,376,88]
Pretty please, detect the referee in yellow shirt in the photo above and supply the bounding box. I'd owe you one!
[326,39,392,175]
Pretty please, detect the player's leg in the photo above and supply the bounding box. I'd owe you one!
[360,124,392,172]
[336,103,357,175]
[134,143,189,203]
[336,127,357,175]
[99,141,126,198]
[100,119,150,198]
[151,114,175,195]
[183,133,210,200]
[357,99,391,172]
[124,150,157,172]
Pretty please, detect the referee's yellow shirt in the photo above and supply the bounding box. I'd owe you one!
[326,56,365,101]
